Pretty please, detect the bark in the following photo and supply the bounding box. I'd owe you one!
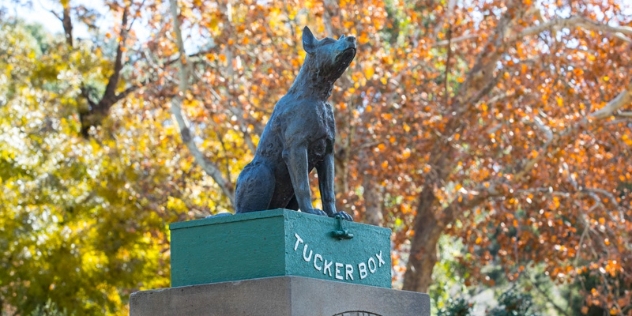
[62,4,73,47]
[77,6,135,137]
[402,6,530,292]
[402,187,441,292]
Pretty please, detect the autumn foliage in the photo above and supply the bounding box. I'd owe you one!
[1,0,632,314]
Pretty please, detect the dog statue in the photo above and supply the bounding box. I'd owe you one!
[234,26,356,221]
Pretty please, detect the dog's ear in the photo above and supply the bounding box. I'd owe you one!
[302,26,317,54]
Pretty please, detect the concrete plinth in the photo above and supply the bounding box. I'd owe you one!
[130,276,430,316]
[170,209,392,288]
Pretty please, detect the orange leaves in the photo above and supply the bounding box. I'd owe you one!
[401,148,411,160]
[480,103,488,113]
[598,217,606,225]
[400,203,413,215]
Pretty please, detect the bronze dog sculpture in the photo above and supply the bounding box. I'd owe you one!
[234,26,355,221]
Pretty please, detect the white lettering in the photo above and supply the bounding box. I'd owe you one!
[368,257,377,273]
[294,233,304,251]
[302,244,313,262]
[376,251,385,267]
[345,264,354,280]
[313,254,323,271]
[335,262,344,280]
[323,260,333,277]
[358,262,368,279]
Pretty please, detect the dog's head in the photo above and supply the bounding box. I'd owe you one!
[301,26,356,81]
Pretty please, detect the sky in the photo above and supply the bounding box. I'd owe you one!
[5,0,113,39]
[5,0,204,54]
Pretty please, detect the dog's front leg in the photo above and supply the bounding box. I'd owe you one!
[317,153,353,221]
[284,145,326,216]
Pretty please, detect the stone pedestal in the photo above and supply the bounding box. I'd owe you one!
[130,276,430,316]
[130,209,431,315]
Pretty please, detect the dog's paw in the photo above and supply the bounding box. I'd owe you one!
[332,211,353,222]
[303,208,328,217]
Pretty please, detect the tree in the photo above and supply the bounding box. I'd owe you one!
[3,0,632,314]
[0,18,215,315]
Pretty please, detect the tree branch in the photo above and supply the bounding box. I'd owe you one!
[101,6,129,105]
[532,116,553,143]
[62,3,73,47]
[169,0,235,207]
[434,33,478,47]
[589,81,632,120]
[518,16,632,43]
[513,80,631,181]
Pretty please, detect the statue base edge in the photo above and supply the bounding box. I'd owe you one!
[130,276,430,316]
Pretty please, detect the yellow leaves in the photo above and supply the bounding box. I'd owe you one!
[598,217,605,225]
[364,66,375,79]
[377,143,386,152]
[381,160,389,169]
[167,196,187,212]
[556,96,564,106]
[403,123,411,133]
[381,55,393,65]
[380,77,388,85]
[208,16,220,32]
[180,158,193,173]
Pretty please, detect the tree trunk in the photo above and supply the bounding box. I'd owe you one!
[402,187,442,292]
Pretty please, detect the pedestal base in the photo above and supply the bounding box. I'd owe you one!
[130,276,430,316]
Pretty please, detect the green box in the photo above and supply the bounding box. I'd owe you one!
[170,209,392,288]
